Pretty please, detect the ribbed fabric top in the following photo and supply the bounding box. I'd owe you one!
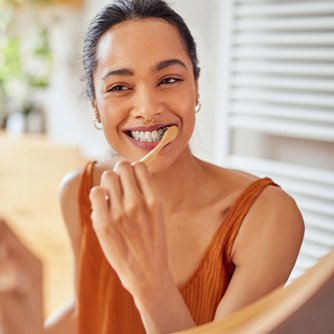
[76,161,277,334]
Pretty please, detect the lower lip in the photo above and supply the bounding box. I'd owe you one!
[128,136,161,151]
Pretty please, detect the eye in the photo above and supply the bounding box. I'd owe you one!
[107,84,130,93]
[159,77,182,86]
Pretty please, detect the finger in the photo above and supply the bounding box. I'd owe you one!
[90,186,109,211]
[133,162,158,209]
[100,170,124,221]
[89,186,110,227]
[114,160,142,200]
[101,169,123,199]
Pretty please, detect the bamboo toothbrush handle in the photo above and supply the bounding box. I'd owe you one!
[136,126,178,166]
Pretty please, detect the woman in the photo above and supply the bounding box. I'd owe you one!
[0,1,304,333]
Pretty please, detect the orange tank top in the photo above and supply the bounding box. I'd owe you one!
[76,161,277,334]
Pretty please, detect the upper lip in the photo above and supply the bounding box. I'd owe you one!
[123,123,177,133]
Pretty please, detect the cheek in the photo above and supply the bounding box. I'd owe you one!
[96,102,128,147]
[178,98,196,132]
[97,98,127,126]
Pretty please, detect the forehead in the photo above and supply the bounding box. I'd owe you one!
[95,18,191,69]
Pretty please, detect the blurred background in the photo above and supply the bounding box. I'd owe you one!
[0,0,333,319]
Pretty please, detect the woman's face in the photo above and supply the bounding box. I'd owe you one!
[93,18,198,171]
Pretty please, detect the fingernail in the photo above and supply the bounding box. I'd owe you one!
[113,159,130,171]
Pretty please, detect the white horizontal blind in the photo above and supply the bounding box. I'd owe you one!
[226,156,334,281]
[216,0,334,281]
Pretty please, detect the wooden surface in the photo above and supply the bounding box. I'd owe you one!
[0,132,85,315]
[173,248,334,334]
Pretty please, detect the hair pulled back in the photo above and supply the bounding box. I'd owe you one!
[83,0,200,100]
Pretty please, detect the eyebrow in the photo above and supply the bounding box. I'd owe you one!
[101,58,187,81]
[153,59,187,72]
[102,68,134,80]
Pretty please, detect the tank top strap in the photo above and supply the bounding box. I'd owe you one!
[220,177,279,266]
[79,160,97,230]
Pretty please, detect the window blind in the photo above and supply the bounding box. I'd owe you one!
[216,0,334,281]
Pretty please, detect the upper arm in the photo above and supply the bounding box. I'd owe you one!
[44,168,83,333]
[214,185,304,320]
[59,168,83,290]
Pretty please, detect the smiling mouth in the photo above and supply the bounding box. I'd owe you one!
[125,125,173,143]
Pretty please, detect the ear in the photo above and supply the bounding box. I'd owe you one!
[91,100,101,122]
[194,80,200,106]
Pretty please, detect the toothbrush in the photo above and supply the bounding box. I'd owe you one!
[136,126,178,166]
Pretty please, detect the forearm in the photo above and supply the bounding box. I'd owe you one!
[133,274,196,334]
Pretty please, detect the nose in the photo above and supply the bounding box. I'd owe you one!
[131,87,163,123]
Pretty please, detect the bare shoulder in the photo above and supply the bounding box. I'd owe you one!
[201,159,305,269]
[233,182,305,270]
[214,182,305,318]
[60,167,84,218]
[58,156,123,253]
[203,160,303,225]
[198,159,259,196]
[59,156,118,203]
[246,183,304,235]
[59,167,85,256]
[91,156,122,186]
[60,167,83,204]
[59,156,120,212]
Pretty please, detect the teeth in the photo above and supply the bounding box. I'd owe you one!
[130,127,170,142]
[151,130,159,141]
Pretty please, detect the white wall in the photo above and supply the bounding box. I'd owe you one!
[171,0,223,162]
[44,0,224,161]
[45,7,108,159]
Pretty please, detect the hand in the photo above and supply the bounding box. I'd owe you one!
[0,219,44,334]
[89,161,169,295]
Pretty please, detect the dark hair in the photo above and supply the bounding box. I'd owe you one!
[83,0,200,100]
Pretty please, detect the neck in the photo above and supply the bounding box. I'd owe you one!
[151,146,206,215]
